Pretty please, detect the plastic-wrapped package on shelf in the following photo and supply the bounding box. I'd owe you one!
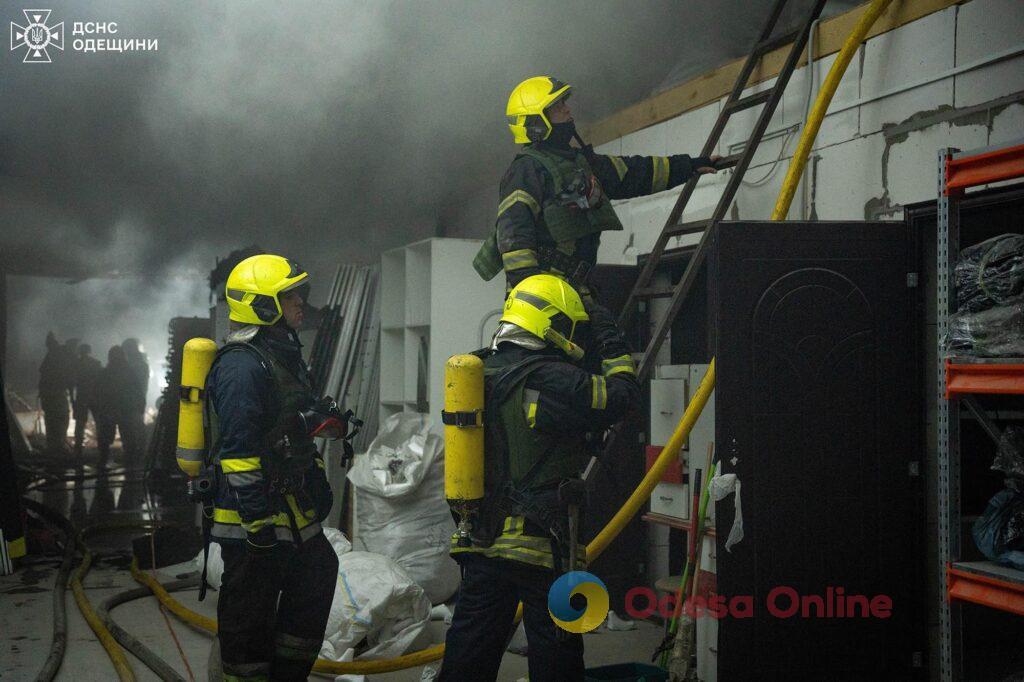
[973,488,1024,571]
[347,412,461,604]
[955,234,1024,313]
[993,426,1024,480]
[944,295,1024,357]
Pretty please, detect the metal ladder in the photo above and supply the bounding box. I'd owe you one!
[618,0,827,382]
[585,0,826,482]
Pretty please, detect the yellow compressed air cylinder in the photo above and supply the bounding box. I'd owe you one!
[176,337,218,477]
[443,354,485,502]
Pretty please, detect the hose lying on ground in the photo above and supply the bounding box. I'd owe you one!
[132,362,719,675]
[99,578,199,682]
[71,522,160,682]
[20,498,77,682]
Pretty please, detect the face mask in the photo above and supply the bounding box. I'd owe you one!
[547,119,576,147]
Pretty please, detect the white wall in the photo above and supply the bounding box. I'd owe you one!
[445,0,1024,250]
[594,0,1024,262]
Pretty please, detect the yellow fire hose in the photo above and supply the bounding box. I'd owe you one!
[71,522,159,682]
[772,0,894,220]
[131,362,716,675]
[128,5,892,671]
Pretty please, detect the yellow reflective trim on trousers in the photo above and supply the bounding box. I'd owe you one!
[502,249,539,271]
[591,375,607,410]
[315,458,325,470]
[526,402,538,429]
[221,456,261,473]
[652,156,670,193]
[497,190,541,218]
[609,155,628,181]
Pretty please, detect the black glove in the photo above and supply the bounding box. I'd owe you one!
[245,524,278,556]
[691,155,716,170]
[585,300,630,361]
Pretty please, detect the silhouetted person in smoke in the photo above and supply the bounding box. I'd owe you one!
[95,346,131,468]
[72,343,102,457]
[120,338,149,468]
[38,332,71,454]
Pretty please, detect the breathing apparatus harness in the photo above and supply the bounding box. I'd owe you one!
[464,349,593,581]
[190,340,360,600]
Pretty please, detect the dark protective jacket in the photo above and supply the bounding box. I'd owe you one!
[474,140,709,287]
[450,343,640,570]
[207,329,331,545]
[74,355,102,409]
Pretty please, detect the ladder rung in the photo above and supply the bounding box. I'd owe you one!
[724,89,772,115]
[667,219,713,237]
[633,286,676,299]
[754,29,800,56]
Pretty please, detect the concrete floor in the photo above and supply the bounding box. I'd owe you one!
[1,553,666,681]
[3,450,666,681]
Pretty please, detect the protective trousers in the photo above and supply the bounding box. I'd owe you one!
[40,395,69,454]
[73,404,93,454]
[438,554,584,682]
[217,531,338,681]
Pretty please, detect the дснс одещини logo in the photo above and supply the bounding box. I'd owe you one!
[10,9,63,63]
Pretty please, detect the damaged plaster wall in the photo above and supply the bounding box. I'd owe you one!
[593,0,1024,263]
[444,0,1023,258]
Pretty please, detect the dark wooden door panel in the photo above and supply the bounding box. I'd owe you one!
[712,221,922,680]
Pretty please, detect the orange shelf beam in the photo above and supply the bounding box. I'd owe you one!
[945,359,1024,398]
[947,563,1024,616]
[944,142,1024,195]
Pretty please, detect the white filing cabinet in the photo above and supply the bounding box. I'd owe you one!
[648,364,715,521]
[649,364,717,682]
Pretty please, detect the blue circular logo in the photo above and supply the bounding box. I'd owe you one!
[547,571,609,633]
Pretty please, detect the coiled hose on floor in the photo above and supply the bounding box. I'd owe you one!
[20,498,76,682]
[70,522,162,682]
[99,578,200,682]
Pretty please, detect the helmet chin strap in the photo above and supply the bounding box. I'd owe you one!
[544,327,585,361]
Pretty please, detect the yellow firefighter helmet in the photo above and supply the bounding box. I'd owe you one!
[501,274,589,359]
[225,254,310,326]
[506,76,572,144]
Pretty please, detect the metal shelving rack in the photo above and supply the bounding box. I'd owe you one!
[936,139,1024,682]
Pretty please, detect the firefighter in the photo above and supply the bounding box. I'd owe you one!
[72,343,102,457]
[207,254,336,681]
[438,274,640,682]
[474,75,720,291]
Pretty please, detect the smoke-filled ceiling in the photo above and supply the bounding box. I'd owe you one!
[1,0,853,283]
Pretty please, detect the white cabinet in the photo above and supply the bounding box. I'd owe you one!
[379,239,505,432]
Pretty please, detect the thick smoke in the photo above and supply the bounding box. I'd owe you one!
[1,0,838,396]
[0,0,831,279]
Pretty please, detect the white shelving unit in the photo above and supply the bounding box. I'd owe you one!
[379,238,505,432]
